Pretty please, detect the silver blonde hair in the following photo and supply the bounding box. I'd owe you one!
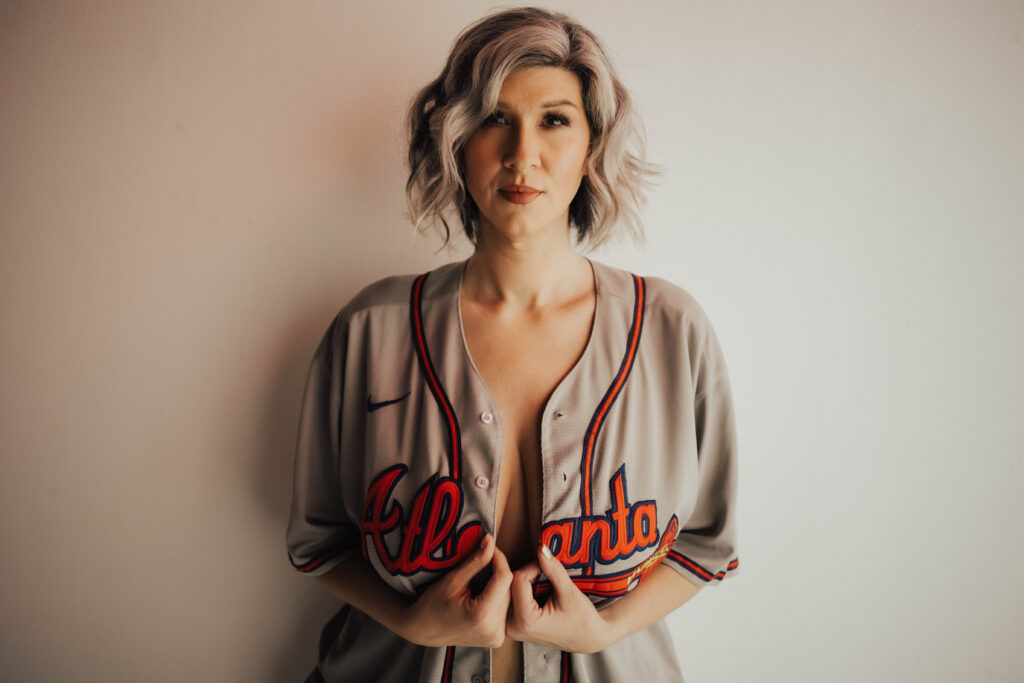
[406,6,658,250]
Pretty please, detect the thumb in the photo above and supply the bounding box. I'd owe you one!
[446,533,495,588]
[479,545,513,607]
[536,543,576,596]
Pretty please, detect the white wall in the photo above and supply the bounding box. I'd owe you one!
[2,1,1022,681]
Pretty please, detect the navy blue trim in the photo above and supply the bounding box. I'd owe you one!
[579,275,645,513]
[560,650,572,682]
[410,272,463,481]
[578,275,645,575]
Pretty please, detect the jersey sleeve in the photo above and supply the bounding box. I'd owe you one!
[663,318,740,587]
[285,312,362,576]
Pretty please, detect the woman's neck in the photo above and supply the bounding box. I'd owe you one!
[462,228,593,311]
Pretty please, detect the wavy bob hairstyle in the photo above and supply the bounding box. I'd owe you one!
[406,6,658,250]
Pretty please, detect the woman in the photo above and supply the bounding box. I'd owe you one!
[286,7,739,682]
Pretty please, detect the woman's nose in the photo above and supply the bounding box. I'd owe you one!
[503,123,540,172]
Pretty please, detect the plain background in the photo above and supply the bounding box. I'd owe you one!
[2,1,1022,681]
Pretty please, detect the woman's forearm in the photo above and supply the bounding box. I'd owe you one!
[315,548,700,651]
[313,553,414,636]
[312,534,514,649]
[598,564,702,644]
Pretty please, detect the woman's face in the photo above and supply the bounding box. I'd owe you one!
[462,66,591,245]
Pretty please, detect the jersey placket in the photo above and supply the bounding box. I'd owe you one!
[449,259,585,683]
[427,259,636,683]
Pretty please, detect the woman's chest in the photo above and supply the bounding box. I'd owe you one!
[460,299,596,569]
[349,278,701,599]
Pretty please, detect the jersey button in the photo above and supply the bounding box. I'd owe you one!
[480,411,494,424]
[475,476,490,489]
[471,676,485,683]
[554,411,566,419]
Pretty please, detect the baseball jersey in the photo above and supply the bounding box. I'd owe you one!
[286,257,739,683]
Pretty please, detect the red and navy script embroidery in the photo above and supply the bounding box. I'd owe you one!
[535,514,680,600]
[535,466,678,599]
[360,464,483,576]
[541,465,658,569]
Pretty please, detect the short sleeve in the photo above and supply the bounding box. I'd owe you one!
[663,319,740,587]
[285,313,361,576]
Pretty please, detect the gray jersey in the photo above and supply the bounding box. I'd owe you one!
[286,258,739,682]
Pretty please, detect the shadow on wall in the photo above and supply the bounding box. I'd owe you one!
[243,58,445,675]
[253,292,358,682]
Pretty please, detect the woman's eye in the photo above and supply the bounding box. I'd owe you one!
[482,112,571,128]
[483,112,508,126]
[544,113,571,127]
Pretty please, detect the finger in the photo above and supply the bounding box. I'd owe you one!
[510,561,542,623]
[445,533,495,587]
[536,543,576,596]
[491,544,511,573]
[513,560,541,584]
[479,546,513,606]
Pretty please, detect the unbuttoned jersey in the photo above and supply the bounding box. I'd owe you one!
[286,257,739,683]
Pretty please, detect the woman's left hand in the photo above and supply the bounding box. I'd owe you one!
[506,544,616,654]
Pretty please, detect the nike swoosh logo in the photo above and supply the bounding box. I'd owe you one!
[367,392,411,413]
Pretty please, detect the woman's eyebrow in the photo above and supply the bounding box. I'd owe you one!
[495,99,581,110]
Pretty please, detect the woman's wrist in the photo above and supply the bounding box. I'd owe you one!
[313,556,419,640]
[594,565,703,648]
[591,604,623,651]
[377,592,421,643]
[392,596,442,647]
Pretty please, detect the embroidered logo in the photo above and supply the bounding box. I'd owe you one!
[360,464,483,575]
[533,465,677,599]
[535,515,679,599]
[366,392,411,413]
[541,465,659,570]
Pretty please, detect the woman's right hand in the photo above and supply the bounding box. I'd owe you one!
[398,533,513,648]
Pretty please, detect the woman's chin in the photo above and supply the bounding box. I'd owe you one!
[477,217,571,247]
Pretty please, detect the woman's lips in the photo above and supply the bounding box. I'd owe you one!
[498,186,542,204]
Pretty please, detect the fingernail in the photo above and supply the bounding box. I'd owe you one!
[540,544,552,559]
[479,534,490,550]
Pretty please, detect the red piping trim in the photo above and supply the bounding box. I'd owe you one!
[581,274,645,517]
[665,551,740,582]
[440,645,455,682]
[411,273,462,480]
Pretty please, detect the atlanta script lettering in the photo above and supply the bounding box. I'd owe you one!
[360,464,483,575]
[540,465,659,571]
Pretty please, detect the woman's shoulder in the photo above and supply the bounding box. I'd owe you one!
[592,259,715,328]
[335,260,465,321]
[342,273,416,317]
